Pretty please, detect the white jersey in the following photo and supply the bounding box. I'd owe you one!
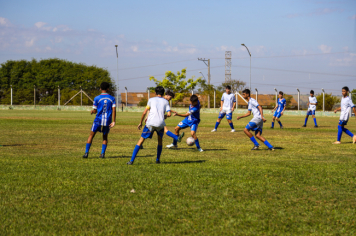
[221,92,236,111]
[308,96,318,111]
[339,96,355,121]
[145,97,170,128]
[248,98,262,119]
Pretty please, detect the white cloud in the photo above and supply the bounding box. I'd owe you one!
[131,46,138,52]
[329,53,356,67]
[25,38,35,47]
[0,17,11,27]
[350,15,356,20]
[318,44,332,53]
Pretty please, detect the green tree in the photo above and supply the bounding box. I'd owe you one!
[351,89,356,104]
[316,93,341,111]
[149,68,202,104]
[217,80,246,93]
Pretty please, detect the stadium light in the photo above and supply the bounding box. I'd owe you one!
[199,71,206,80]
[115,45,119,108]
[322,88,325,112]
[274,88,277,104]
[297,88,300,111]
[241,44,251,90]
[125,87,128,107]
[255,88,258,102]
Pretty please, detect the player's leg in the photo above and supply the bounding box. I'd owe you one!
[244,123,260,149]
[226,113,235,132]
[271,116,276,128]
[128,126,150,164]
[83,123,98,158]
[165,126,184,144]
[303,113,309,127]
[212,114,224,132]
[156,132,163,163]
[312,112,318,127]
[100,133,108,158]
[276,116,283,128]
[255,130,274,150]
[191,124,203,152]
[334,123,344,144]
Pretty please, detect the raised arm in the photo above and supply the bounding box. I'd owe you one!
[236,110,251,120]
[334,107,341,113]
[258,105,266,122]
[173,111,190,117]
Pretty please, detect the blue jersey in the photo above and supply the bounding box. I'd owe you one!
[187,100,201,123]
[93,93,116,126]
[276,98,286,113]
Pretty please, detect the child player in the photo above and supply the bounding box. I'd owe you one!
[333,86,356,144]
[166,95,203,152]
[237,89,274,151]
[271,91,286,129]
[211,85,236,132]
[83,82,116,158]
[127,86,183,165]
[303,90,318,128]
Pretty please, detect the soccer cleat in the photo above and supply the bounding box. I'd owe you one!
[99,154,105,158]
[211,129,217,132]
[302,125,306,127]
[166,143,178,149]
[314,125,318,128]
[177,132,185,142]
[140,145,144,149]
[270,127,274,129]
[333,141,341,144]
[353,135,356,144]
[127,161,133,165]
[231,129,235,132]
[251,145,259,150]
[198,148,204,152]
[280,126,284,129]
[83,153,89,158]
[155,160,161,164]
[268,148,275,151]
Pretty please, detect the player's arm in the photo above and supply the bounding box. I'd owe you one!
[272,103,278,112]
[231,102,236,112]
[220,100,224,111]
[236,110,251,120]
[91,102,97,115]
[109,107,116,128]
[334,107,341,113]
[353,107,356,118]
[258,105,267,122]
[138,107,149,130]
[173,111,190,117]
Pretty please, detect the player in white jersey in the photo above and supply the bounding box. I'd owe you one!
[237,89,274,151]
[333,86,356,144]
[302,90,318,128]
[211,86,236,132]
[127,87,183,165]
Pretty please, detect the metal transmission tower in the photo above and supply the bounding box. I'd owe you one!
[225,51,231,83]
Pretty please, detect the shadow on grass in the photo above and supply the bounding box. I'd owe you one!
[160,160,207,164]
[273,147,284,150]
[109,155,155,159]
[168,148,228,151]
[0,144,25,147]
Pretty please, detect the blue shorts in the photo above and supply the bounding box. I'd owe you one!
[307,110,316,116]
[218,112,233,120]
[245,122,263,135]
[91,122,110,135]
[141,126,164,139]
[273,111,282,118]
[178,118,199,132]
[339,120,348,126]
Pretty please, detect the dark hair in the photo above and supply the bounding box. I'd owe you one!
[155,86,165,96]
[226,85,231,90]
[100,82,110,91]
[166,90,175,98]
[279,91,284,95]
[310,90,314,94]
[342,86,349,92]
[190,94,199,103]
[242,89,250,96]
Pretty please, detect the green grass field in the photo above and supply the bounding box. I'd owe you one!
[1,110,356,235]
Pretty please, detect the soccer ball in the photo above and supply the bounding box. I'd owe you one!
[186,137,195,146]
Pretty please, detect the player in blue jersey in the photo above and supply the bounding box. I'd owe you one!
[271,91,286,129]
[211,85,237,132]
[237,89,274,151]
[302,90,318,128]
[83,82,116,158]
[127,87,184,165]
[166,95,203,152]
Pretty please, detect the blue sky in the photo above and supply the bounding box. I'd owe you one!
[0,0,355,94]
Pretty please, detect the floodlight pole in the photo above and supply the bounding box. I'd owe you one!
[241,44,251,91]
[34,85,36,108]
[322,88,325,112]
[198,58,211,108]
[10,85,13,107]
[274,88,278,104]
[297,88,300,111]
[214,89,216,109]
[125,87,128,107]
[255,88,258,102]
[58,86,60,109]
[235,92,238,109]
[115,45,119,108]
[80,86,82,106]
[147,87,150,100]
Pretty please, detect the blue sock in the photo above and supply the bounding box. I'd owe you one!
[173,139,177,146]
[130,145,141,163]
[156,145,162,161]
[263,140,273,149]
[250,137,259,146]
[166,131,178,141]
[215,122,220,130]
[101,144,107,154]
[229,122,234,130]
[278,121,282,127]
[271,122,274,128]
[313,118,317,126]
[195,139,201,149]
[337,126,343,141]
[85,143,91,153]
[304,118,308,125]
[342,127,354,137]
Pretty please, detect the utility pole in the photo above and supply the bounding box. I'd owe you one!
[115,45,119,109]
[241,44,251,90]
[198,58,211,108]
[225,51,231,83]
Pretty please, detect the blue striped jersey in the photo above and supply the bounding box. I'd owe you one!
[93,93,116,126]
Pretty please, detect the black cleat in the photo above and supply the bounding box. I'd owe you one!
[280,126,284,129]
[140,145,144,149]
[251,145,259,150]
[155,160,161,164]
[270,127,274,129]
[177,132,185,142]
[83,153,89,158]
[302,125,306,127]
[314,125,318,128]
[99,154,105,158]
[127,161,133,165]
[268,147,275,151]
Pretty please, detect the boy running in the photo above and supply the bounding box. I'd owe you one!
[166,95,203,152]
[211,85,236,132]
[333,86,356,144]
[127,87,183,165]
[83,82,116,158]
[303,90,318,128]
[237,89,274,151]
[271,91,286,129]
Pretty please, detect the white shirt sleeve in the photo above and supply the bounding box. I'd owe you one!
[146,99,151,109]
[349,98,355,108]
[221,93,225,101]
[166,102,171,112]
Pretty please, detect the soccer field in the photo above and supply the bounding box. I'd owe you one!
[1,110,356,235]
